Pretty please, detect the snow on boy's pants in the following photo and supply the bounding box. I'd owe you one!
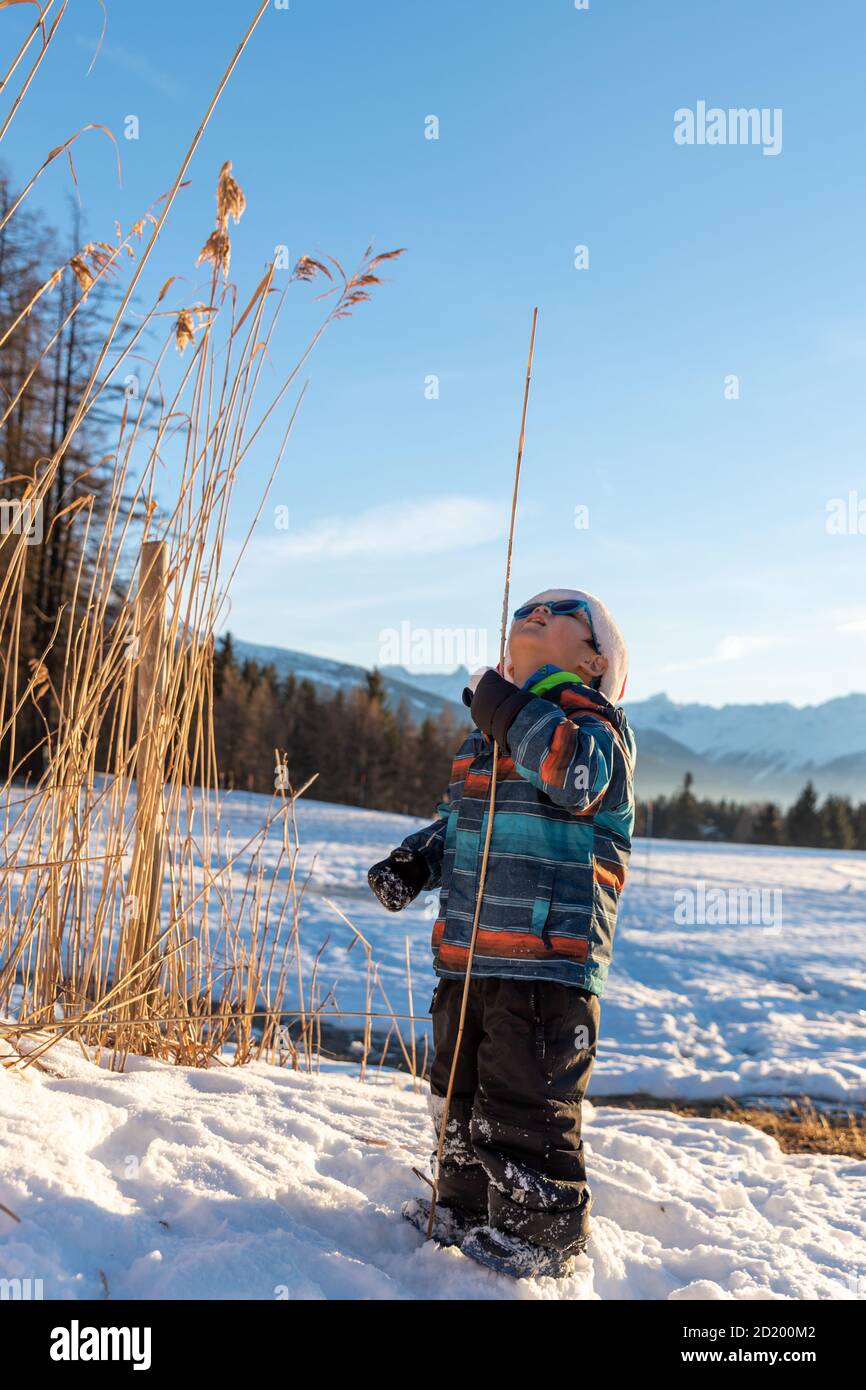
[428,975,599,1252]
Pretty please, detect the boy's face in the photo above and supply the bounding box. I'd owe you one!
[507,601,608,687]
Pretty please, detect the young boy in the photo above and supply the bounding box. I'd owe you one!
[368,588,636,1279]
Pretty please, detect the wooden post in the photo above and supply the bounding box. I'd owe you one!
[127,540,168,1017]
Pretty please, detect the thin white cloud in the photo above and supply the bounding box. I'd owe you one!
[276,495,506,561]
[662,633,790,674]
[74,36,185,101]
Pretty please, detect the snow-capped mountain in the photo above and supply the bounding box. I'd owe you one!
[232,639,866,804]
[624,694,866,803]
[380,664,470,704]
[626,692,866,770]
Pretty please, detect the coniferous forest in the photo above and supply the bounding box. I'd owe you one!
[212,633,467,817]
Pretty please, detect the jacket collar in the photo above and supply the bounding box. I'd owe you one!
[523,664,630,734]
[523,664,585,698]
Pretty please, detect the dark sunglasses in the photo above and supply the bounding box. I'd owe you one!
[512,599,600,652]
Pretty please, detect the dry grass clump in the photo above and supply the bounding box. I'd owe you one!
[0,1,410,1075]
[591,1093,866,1158]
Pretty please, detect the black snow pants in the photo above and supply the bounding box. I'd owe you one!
[428,975,600,1253]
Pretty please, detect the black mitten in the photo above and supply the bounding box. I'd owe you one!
[466,669,534,749]
[368,847,430,912]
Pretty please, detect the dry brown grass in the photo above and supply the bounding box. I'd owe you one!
[0,0,408,1076]
[591,1093,866,1158]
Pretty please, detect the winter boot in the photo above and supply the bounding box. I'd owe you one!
[401,1195,479,1249]
[460,1224,585,1280]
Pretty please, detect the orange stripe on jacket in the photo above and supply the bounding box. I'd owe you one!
[594,860,626,891]
[558,691,633,768]
[464,757,518,799]
[451,755,474,780]
[432,920,589,966]
[464,770,492,798]
[539,719,577,786]
[560,689,615,720]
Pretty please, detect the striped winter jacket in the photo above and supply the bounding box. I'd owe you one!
[399,667,636,998]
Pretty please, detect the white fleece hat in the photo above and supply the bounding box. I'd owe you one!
[505,588,629,703]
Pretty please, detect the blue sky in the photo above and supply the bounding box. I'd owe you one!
[4,0,865,705]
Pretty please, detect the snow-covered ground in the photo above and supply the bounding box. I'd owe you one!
[237,795,866,1106]
[1,1043,864,1300]
[9,788,864,1105]
[2,792,865,1300]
